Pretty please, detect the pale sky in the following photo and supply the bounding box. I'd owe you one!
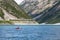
[14,0,24,4]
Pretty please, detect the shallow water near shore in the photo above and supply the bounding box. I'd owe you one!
[0,25,60,40]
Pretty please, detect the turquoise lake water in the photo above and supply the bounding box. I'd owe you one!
[0,25,60,40]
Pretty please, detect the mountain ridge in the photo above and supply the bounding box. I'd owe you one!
[0,0,31,20]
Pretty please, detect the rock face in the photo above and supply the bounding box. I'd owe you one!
[0,0,31,20]
[20,0,60,24]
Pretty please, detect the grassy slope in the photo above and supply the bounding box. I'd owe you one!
[0,9,4,18]
[1,0,31,19]
[0,20,13,24]
[0,0,32,24]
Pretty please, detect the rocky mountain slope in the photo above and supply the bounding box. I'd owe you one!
[0,0,31,20]
[20,0,60,24]
[36,2,60,24]
[0,0,60,24]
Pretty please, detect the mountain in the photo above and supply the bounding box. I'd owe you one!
[0,0,35,24]
[0,0,60,24]
[36,2,60,24]
[20,0,60,24]
[0,0,31,20]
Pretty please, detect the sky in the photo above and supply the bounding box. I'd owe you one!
[14,0,24,4]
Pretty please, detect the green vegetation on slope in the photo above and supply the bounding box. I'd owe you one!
[1,0,31,19]
[0,9,4,18]
[0,20,13,24]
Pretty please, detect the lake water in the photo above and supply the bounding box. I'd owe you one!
[0,25,60,40]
